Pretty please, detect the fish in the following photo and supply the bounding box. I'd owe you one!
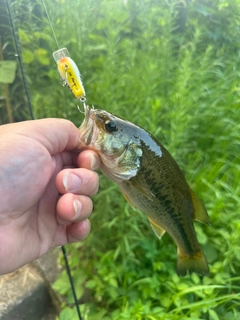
[78,106,210,276]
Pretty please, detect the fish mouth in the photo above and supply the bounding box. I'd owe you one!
[78,105,97,149]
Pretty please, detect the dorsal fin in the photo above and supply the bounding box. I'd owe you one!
[190,189,211,225]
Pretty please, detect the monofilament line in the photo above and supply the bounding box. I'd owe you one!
[41,0,60,49]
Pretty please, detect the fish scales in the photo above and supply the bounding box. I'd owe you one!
[121,139,201,255]
[78,107,210,276]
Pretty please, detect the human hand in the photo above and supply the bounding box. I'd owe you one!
[0,119,100,274]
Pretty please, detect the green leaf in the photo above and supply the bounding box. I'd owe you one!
[194,4,212,17]
[33,31,52,42]
[22,49,35,64]
[0,61,17,84]
[18,28,31,44]
[59,307,79,320]
[209,309,220,320]
[67,285,84,304]
[85,279,97,289]
[52,272,70,295]
[87,308,107,320]
[35,48,50,66]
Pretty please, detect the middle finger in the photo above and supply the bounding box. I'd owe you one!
[56,168,99,196]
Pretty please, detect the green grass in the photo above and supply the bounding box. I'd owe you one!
[8,0,240,318]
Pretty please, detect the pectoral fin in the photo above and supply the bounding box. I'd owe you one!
[190,189,211,225]
[148,217,166,239]
[122,191,136,210]
[129,177,155,202]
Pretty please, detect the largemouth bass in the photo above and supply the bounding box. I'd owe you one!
[78,106,210,276]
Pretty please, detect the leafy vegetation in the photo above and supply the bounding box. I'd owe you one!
[3,0,240,318]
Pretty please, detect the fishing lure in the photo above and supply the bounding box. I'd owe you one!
[53,48,86,102]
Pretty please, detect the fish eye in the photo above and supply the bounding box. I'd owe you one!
[104,120,117,133]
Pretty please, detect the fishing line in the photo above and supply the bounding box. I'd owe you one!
[41,0,60,49]
[6,1,83,319]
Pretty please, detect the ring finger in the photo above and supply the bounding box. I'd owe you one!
[56,193,93,224]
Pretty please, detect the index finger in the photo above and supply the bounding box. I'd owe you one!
[0,118,80,155]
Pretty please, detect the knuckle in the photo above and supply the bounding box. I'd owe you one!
[83,171,99,195]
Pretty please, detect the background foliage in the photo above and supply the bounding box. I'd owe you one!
[1,0,240,319]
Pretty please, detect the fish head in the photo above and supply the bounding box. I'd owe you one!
[78,106,142,183]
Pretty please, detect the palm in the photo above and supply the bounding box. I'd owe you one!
[0,119,100,274]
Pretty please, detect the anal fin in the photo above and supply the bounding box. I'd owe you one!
[148,217,166,239]
[190,189,211,225]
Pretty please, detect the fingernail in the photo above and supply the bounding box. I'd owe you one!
[63,171,81,192]
[84,219,91,234]
[78,220,91,241]
[91,154,100,171]
[82,219,91,237]
[73,199,82,218]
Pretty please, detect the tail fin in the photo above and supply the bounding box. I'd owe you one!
[177,249,209,277]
